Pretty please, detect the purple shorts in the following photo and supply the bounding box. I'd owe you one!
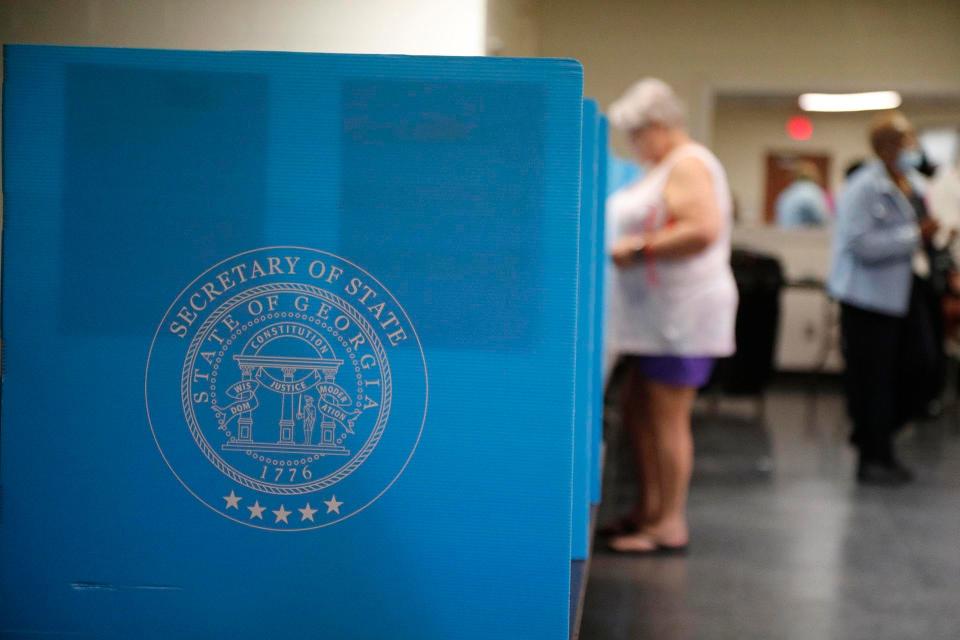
[628,355,715,388]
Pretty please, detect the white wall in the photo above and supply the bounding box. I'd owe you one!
[0,0,487,55]
[486,0,539,57]
[526,0,960,147]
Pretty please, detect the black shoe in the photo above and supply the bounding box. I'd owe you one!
[856,460,914,486]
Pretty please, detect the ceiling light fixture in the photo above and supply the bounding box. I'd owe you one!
[798,91,902,112]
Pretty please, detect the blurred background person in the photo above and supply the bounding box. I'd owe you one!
[827,111,940,485]
[845,159,867,181]
[775,160,831,228]
[604,78,737,553]
[929,152,960,338]
[929,150,960,271]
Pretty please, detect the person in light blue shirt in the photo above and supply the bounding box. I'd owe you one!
[827,111,939,485]
[775,161,830,228]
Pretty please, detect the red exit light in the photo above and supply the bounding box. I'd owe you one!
[787,116,814,141]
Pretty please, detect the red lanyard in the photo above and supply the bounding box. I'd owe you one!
[643,211,659,287]
[644,205,677,287]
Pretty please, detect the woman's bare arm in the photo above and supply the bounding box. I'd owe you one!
[611,155,722,267]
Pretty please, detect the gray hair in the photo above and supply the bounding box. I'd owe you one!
[608,78,686,131]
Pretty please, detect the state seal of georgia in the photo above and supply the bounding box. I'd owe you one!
[145,247,428,531]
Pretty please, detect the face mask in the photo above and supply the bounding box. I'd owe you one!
[897,148,923,173]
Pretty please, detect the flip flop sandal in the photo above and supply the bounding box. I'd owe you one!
[607,535,689,556]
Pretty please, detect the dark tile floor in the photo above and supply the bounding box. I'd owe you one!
[581,380,960,640]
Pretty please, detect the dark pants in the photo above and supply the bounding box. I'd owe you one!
[840,278,939,464]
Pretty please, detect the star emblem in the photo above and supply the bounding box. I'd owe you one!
[223,490,242,510]
[248,500,265,520]
[324,495,343,515]
[273,504,292,524]
[298,502,319,522]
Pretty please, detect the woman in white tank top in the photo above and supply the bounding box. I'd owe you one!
[603,79,738,554]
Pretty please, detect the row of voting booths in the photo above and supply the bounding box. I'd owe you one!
[0,45,608,640]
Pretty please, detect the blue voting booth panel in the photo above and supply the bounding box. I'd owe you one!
[571,100,598,561]
[591,115,608,505]
[1,46,583,640]
[607,152,642,196]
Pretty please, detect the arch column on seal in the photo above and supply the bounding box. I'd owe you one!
[279,366,296,444]
[237,364,255,442]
